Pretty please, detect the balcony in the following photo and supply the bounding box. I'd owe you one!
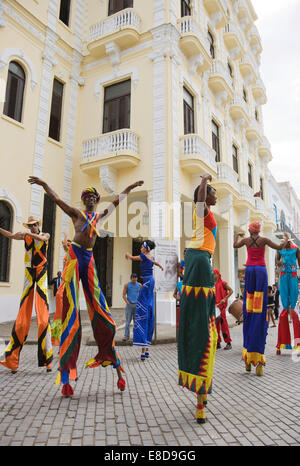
[88,9,141,57]
[177,17,211,70]
[208,60,234,99]
[203,0,228,28]
[223,22,244,59]
[248,25,262,56]
[246,118,262,143]
[251,78,267,104]
[229,93,249,122]
[254,197,268,220]
[179,134,217,175]
[239,53,257,83]
[258,136,272,162]
[236,0,254,32]
[80,130,140,173]
[236,182,255,208]
[215,162,240,194]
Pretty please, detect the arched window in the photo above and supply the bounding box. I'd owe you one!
[3,61,25,123]
[0,201,13,282]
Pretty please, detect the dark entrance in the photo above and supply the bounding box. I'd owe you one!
[132,238,142,281]
[93,234,114,307]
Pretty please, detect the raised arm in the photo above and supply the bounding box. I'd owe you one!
[234,233,246,249]
[125,252,142,262]
[62,232,69,252]
[98,180,144,221]
[28,176,80,220]
[196,174,212,216]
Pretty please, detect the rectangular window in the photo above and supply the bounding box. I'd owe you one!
[212,120,220,162]
[181,0,191,16]
[108,0,133,16]
[183,87,194,134]
[103,80,131,133]
[232,145,239,174]
[59,0,71,26]
[248,163,253,188]
[49,79,64,142]
[42,194,56,283]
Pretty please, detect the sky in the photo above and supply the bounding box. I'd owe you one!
[251,0,300,197]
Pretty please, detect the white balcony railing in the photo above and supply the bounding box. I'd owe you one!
[255,197,267,216]
[177,17,210,55]
[240,52,258,75]
[239,182,254,205]
[181,134,217,171]
[90,9,140,42]
[231,93,249,116]
[82,130,139,160]
[224,21,244,48]
[217,162,239,191]
[209,59,233,90]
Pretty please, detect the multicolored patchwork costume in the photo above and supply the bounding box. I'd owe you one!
[55,241,123,388]
[276,246,300,352]
[178,208,217,422]
[243,246,268,367]
[0,234,53,371]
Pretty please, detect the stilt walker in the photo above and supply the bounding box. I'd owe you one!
[276,233,300,354]
[234,223,287,376]
[0,218,53,373]
[51,233,71,346]
[178,174,218,424]
[28,176,143,396]
[125,241,163,360]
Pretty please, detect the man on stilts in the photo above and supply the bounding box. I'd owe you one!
[0,218,53,373]
[28,176,143,397]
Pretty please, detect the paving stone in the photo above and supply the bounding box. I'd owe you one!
[0,324,299,446]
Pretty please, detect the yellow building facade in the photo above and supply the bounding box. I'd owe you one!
[0,0,276,323]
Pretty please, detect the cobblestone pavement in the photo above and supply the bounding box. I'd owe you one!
[0,323,299,447]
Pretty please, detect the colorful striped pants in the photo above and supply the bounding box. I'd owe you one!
[243,265,268,366]
[56,242,121,387]
[0,265,53,371]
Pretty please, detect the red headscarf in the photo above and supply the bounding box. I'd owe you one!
[249,221,261,233]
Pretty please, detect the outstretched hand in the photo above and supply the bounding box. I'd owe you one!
[128,180,144,191]
[28,176,45,187]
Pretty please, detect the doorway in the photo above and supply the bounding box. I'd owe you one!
[93,234,114,307]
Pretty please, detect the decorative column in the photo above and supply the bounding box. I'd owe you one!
[30,27,59,218]
[58,1,85,269]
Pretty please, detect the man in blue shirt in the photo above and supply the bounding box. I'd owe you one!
[122,273,142,341]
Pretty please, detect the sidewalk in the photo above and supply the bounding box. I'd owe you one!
[0,318,299,446]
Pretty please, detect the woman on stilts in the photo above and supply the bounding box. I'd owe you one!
[234,222,287,376]
[125,241,163,360]
[178,173,218,424]
[276,232,300,354]
[28,175,143,397]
